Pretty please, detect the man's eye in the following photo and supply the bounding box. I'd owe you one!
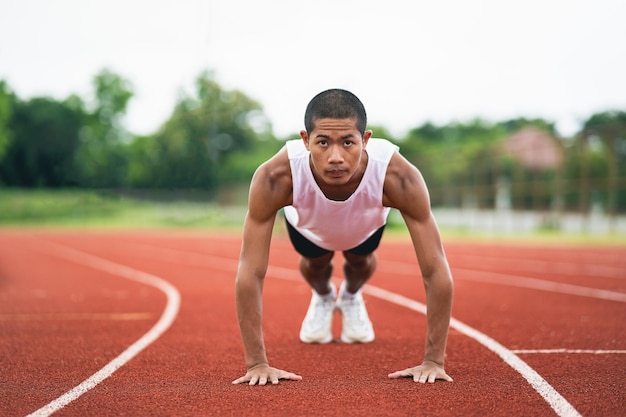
[344,141,353,146]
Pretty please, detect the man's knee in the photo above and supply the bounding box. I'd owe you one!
[300,252,334,272]
[343,251,376,272]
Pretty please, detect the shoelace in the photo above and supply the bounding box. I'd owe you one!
[341,298,368,327]
[308,297,335,323]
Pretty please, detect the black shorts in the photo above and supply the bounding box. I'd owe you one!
[285,219,385,258]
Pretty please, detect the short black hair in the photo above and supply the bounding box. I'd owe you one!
[304,89,367,135]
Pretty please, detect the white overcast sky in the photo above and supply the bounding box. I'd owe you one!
[1,0,625,138]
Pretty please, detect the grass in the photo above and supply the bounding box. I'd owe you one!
[386,208,626,246]
[1,188,624,246]
[0,188,246,230]
[437,227,626,246]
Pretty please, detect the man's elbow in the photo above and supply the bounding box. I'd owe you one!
[422,264,453,293]
[235,268,266,290]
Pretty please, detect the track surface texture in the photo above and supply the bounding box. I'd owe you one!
[1,229,624,417]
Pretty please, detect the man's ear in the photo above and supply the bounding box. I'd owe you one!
[300,130,310,150]
[363,130,373,147]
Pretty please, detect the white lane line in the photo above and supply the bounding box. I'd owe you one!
[512,349,626,355]
[378,260,626,303]
[126,242,626,303]
[105,241,239,272]
[361,285,582,417]
[0,312,153,321]
[453,268,626,303]
[262,265,581,417]
[445,254,626,280]
[26,243,181,417]
[39,243,590,416]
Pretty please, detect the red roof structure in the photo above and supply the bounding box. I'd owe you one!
[502,127,564,171]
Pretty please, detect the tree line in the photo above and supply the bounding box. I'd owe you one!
[0,69,625,213]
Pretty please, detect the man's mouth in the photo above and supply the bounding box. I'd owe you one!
[327,169,345,178]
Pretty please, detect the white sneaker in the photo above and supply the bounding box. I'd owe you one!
[299,285,336,344]
[337,284,375,344]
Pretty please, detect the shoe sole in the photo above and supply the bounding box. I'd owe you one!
[300,333,333,344]
[340,333,375,344]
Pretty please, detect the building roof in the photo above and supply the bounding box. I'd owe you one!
[502,127,564,170]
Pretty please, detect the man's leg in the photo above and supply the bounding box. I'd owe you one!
[342,251,377,294]
[298,252,337,344]
[337,251,377,343]
[342,224,384,292]
[299,252,335,295]
[284,219,338,343]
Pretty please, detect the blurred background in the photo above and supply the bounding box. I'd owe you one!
[0,0,624,238]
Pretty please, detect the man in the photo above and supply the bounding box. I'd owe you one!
[232,89,453,386]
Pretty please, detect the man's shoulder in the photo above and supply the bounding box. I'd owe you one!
[249,147,293,208]
[381,145,428,210]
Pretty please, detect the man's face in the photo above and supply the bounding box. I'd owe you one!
[300,118,372,186]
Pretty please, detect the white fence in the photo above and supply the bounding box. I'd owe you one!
[428,208,626,236]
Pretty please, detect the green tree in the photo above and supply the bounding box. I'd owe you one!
[125,134,154,188]
[0,96,84,187]
[75,68,133,187]
[499,117,556,136]
[132,72,275,189]
[580,110,626,214]
[401,119,505,208]
[367,124,398,142]
[0,81,13,165]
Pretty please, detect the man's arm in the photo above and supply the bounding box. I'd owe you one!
[383,152,454,383]
[232,149,302,385]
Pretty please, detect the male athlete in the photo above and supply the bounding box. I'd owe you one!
[232,89,454,386]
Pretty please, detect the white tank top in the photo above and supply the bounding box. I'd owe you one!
[283,138,399,251]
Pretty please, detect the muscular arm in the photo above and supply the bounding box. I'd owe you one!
[235,211,274,370]
[383,152,454,382]
[232,148,301,385]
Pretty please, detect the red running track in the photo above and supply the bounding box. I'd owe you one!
[1,229,625,416]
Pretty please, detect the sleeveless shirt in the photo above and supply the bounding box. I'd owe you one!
[283,138,399,251]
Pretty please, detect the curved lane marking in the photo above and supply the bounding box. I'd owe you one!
[512,349,626,354]
[26,243,181,417]
[267,265,582,417]
[362,285,582,417]
[121,241,626,302]
[378,261,626,303]
[452,268,626,303]
[29,241,591,416]
[442,253,626,280]
[0,312,153,321]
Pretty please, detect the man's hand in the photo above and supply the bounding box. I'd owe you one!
[388,360,453,384]
[232,363,303,386]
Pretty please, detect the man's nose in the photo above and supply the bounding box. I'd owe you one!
[328,145,344,163]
